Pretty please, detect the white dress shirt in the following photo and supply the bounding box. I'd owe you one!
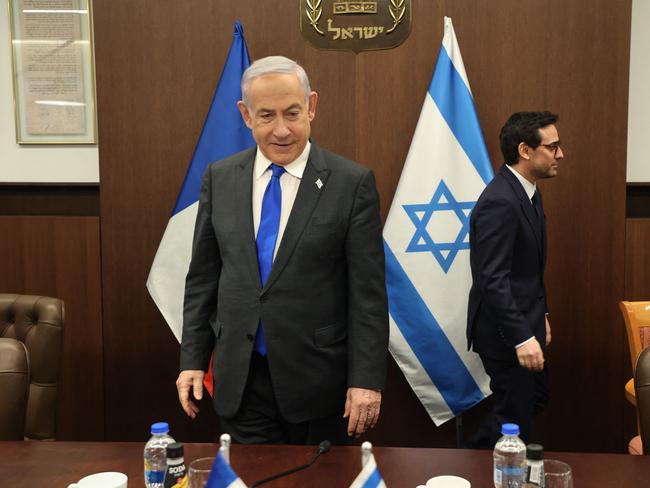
[252,141,311,261]
[506,163,536,202]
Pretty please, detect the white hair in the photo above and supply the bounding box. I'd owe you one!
[241,56,311,108]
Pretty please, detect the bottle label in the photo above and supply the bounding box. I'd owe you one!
[164,461,187,488]
[145,469,165,483]
[145,459,165,484]
[495,466,525,486]
[526,463,544,486]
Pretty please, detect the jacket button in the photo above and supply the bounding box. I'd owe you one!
[246,334,254,342]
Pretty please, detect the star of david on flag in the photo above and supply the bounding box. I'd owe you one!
[383,17,493,425]
[403,180,475,273]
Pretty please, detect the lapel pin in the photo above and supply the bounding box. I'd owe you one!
[315,178,323,189]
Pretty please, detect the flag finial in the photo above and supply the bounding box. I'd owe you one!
[444,16,452,33]
[219,433,232,464]
[361,441,373,467]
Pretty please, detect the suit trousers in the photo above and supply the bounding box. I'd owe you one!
[219,353,351,445]
[466,355,549,449]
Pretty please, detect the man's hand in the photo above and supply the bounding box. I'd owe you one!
[516,338,545,372]
[545,316,552,346]
[176,370,205,418]
[343,387,381,437]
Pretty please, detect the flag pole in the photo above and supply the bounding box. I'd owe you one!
[455,413,464,448]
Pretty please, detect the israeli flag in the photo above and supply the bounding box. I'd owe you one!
[349,453,386,488]
[383,16,493,425]
[206,451,248,488]
[146,21,254,342]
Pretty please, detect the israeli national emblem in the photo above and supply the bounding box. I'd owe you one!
[300,0,412,53]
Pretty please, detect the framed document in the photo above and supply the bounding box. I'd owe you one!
[8,0,97,144]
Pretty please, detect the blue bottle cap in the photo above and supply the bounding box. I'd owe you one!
[151,422,169,434]
[501,423,520,436]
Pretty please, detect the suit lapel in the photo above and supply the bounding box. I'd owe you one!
[262,143,330,292]
[537,189,548,269]
[235,148,262,289]
[500,165,543,255]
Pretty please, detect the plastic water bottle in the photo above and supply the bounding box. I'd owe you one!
[144,422,176,488]
[493,423,527,488]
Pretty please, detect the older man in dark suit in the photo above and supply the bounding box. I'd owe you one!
[466,111,564,448]
[176,56,388,444]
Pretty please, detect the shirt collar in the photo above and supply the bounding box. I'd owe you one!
[506,163,536,201]
[254,141,311,180]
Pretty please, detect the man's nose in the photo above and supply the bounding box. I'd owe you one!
[556,146,565,159]
[273,119,291,138]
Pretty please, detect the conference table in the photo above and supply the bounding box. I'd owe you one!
[1,441,648,487]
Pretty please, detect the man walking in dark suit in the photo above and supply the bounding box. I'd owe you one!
[466,111,563,448]
[175,56,388,444]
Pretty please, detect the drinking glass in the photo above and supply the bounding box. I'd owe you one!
[544,459,573,488]
[188,457,215,488]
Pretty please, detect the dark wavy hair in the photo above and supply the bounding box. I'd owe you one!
[499,111,559,165]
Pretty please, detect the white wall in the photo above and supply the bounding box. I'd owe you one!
[627,0,650,183]
[0,4,99,183]
[1,2,647,184]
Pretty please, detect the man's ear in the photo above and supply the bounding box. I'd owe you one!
[517,142,531,161]
[307,91,318,122]
[237,101,253,129]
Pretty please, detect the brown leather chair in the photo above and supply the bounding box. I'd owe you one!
[636,347,650,455]
[620,301,650,406]
[0,294,64,439]
[0,338,29,440]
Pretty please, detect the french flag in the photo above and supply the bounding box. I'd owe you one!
[146,21,254,393]
[206,451,248,488]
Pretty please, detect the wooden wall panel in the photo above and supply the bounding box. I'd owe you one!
[625,219,650,300]
[0,185,99,216]
[94,0,633,451]
[626,185,650,218]
[93,0,357,442]
[622,218,650,440]
[530,0,631,452]
[358,0,632,452]
[0,216,103,440]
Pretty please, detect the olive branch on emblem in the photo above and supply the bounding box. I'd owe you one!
[305,0,324,35]
[387,0,406,33]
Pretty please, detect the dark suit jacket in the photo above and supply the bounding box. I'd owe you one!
[467,164,548,361]
[180,142,389,423]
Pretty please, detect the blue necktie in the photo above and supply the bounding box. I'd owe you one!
[254,163,285,355]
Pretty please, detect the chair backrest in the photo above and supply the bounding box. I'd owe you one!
[0,294,64,439]
[0,338,29,440]
[635,347,650,455]
[620,301,650,372]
